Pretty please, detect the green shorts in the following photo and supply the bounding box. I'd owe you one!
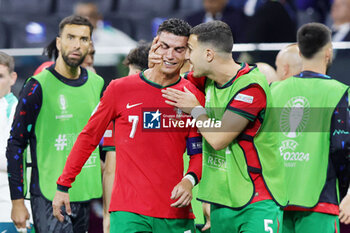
[110,211,196,233]
[210,200,283,233]
[283,210,339,233]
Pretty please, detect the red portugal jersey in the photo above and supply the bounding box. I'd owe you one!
[57,72,204,219]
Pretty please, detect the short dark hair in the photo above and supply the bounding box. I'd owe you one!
[157,18,191,37]
[190,21,233,54]
[59,15,93,37]
[123,41,151,71]
[0,51,15,73]
[297,23,331,59]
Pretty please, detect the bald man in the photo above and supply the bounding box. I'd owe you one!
[275,44,302,80]
[256,62,279,84]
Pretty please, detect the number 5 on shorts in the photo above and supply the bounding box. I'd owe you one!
[264,219,273,233]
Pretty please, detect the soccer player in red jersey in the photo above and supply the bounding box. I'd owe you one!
[102,41,151,233]
[52,18,204,233]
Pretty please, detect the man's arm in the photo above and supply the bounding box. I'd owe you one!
[6,79,42,230]
[53,81,118,221]
[170,86,204,208]
[162,85,266,150]
[162,87,250,150]
[194,111,249,150]
[101,122,116,233]
[170,142,203,208]
[332,90,350,224]
[102,151,115,233]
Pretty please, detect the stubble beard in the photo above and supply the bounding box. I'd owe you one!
[62,51,87,68]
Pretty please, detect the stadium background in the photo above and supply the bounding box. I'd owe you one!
[0,0,349,98]
[1,0,350,232]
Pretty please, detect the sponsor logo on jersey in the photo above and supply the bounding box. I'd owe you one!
[126,102,143,109]
[234,93,254,104]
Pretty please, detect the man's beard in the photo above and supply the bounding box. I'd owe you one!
[62,51,86,68]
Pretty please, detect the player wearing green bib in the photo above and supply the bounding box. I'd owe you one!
[6,16,103,233]
[162,21,287,233]
[270,23,350,233]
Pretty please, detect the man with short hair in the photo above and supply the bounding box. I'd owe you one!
[271,22,350,233]
[122,41,151,75]
[275,44,302,81]
[7,15,104,233]
[162,20,286,233]
[53,18,204,233]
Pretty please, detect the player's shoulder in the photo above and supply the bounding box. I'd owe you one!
[113,73,140,84]
[108,73,141,89]
[179,77,206,105]
[86,70,104,86]
[243,64,264,79]
[178,76,198,90]
[87,69,103,80]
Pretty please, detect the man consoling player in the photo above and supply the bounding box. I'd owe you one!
[161,20,286,233]
[48,17,350,233]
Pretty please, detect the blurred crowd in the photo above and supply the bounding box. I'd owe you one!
[1,1,350,233]
[1,0,349,94]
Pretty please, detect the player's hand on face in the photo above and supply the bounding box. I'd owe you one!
[162,87,201,114]
[340,193,350,224]
[52,190,71,222]
[148,36,162,68]
[11,199,30,231]
[170,178,193,208]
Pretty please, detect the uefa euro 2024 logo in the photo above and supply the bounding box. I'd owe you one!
[59,94,67,111]
[279,96,311,165]
[280,96,310,138]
